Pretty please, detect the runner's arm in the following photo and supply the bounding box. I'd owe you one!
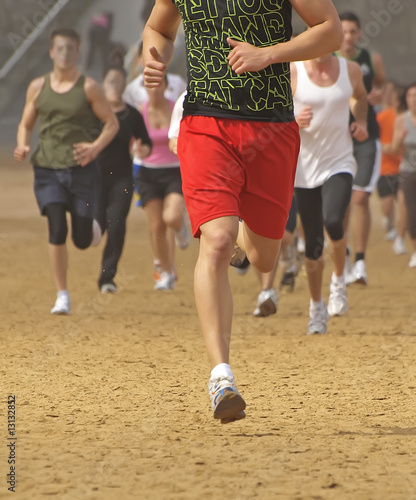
[348,61,368,142]
[228,0,343,74]
[391,113,407,156]
[142,0,182,88]
[368,52,386,107]
[14,78,43,162]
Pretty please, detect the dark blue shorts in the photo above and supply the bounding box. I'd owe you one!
[33,162,99,218]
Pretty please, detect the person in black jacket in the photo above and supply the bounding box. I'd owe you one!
[96,65,152,293]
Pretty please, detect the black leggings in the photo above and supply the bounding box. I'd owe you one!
[400,171,416,239]
[295,173,353,261]
[96,173,134,285]
[44,203,93,249]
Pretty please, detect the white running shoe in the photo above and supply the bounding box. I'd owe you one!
[393,237,407,255]
[208,376,246,424]
[154,271,175,290]
[328,273,348,317]
[297,236,305,255]
[174,223,191,250]
[91,219,102,247]
[384,228,397,241]
[307,299,329,335]
[253,288,278,317]
[409,252,416,268]
[346,259,368,286]
[101,281,117,294]
[51,293,70,315]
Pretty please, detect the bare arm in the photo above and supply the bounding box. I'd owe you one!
[14,77,44,162]
[391,113,407,156]
[348,61,368,142]
[73,78,119,167]
[142,0,182,88]
[289,63,313,129]
[368,52,386,107]
[228,0,343,74]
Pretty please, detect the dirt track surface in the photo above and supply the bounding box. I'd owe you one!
[1,151,416,500]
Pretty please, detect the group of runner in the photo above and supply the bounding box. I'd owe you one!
[14,1,416,424]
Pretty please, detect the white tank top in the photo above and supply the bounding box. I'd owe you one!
[294,58,357,189]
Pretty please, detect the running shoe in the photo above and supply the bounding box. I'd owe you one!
[253,288,278,317]
[100,280,117,294]
[280,270,296,291]
[393,236,407,255]
[91,219,102,247]
[307,299,329,335]
[346,259,368,285]
[296,236,305,255]
[327,273,348,317]
[409,252,416,268]
[230,246,246,268]
[174,223,191,250]
[208,376,246,424]
[51,293,70,315]
[154,271,175,290]
[234,256,251,275]
[384,228,397,241]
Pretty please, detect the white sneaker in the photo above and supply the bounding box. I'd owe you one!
[297,236,305,255]
[154,271,175,290]
[393,236,407,255]
[174,223,190,250]
[384,228,397,241]
[51,292,70,315]
[253,288,278,317]
[307,299,329,335]
[208,376,246,424]
[91,219,102,247]
[100,281,117,294]
[409,252,416,268]
[328,273,348,317]
[346,259,368,285]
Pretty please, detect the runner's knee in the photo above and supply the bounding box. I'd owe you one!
[324,218,344,242]
[44,203,68,245]
[71,215,93,249]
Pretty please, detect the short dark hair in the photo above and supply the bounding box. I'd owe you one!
[50,28,81,47]
[339,12,361,29]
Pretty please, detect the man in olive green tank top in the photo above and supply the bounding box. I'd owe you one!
[14,28,119,315]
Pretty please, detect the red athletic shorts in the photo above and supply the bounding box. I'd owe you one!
[178,116,300,239]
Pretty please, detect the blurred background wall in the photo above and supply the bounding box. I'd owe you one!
[0,0,415,148]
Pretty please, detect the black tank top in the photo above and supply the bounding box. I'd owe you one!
[347,48,379,140]
[173,0,294,122]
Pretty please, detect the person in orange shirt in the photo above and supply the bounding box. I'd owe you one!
[376,83,407,254]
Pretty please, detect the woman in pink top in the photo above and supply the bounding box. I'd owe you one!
[136,77,189,290]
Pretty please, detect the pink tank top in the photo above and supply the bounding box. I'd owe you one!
[141,100,180,168]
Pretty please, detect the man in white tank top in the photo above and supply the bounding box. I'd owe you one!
[291,53,368,334]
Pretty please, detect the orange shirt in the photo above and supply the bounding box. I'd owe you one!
[376,107,402,176]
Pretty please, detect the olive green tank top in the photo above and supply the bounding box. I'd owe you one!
[31,74,100,168]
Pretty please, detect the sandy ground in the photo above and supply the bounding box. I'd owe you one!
[1,149,416,500]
